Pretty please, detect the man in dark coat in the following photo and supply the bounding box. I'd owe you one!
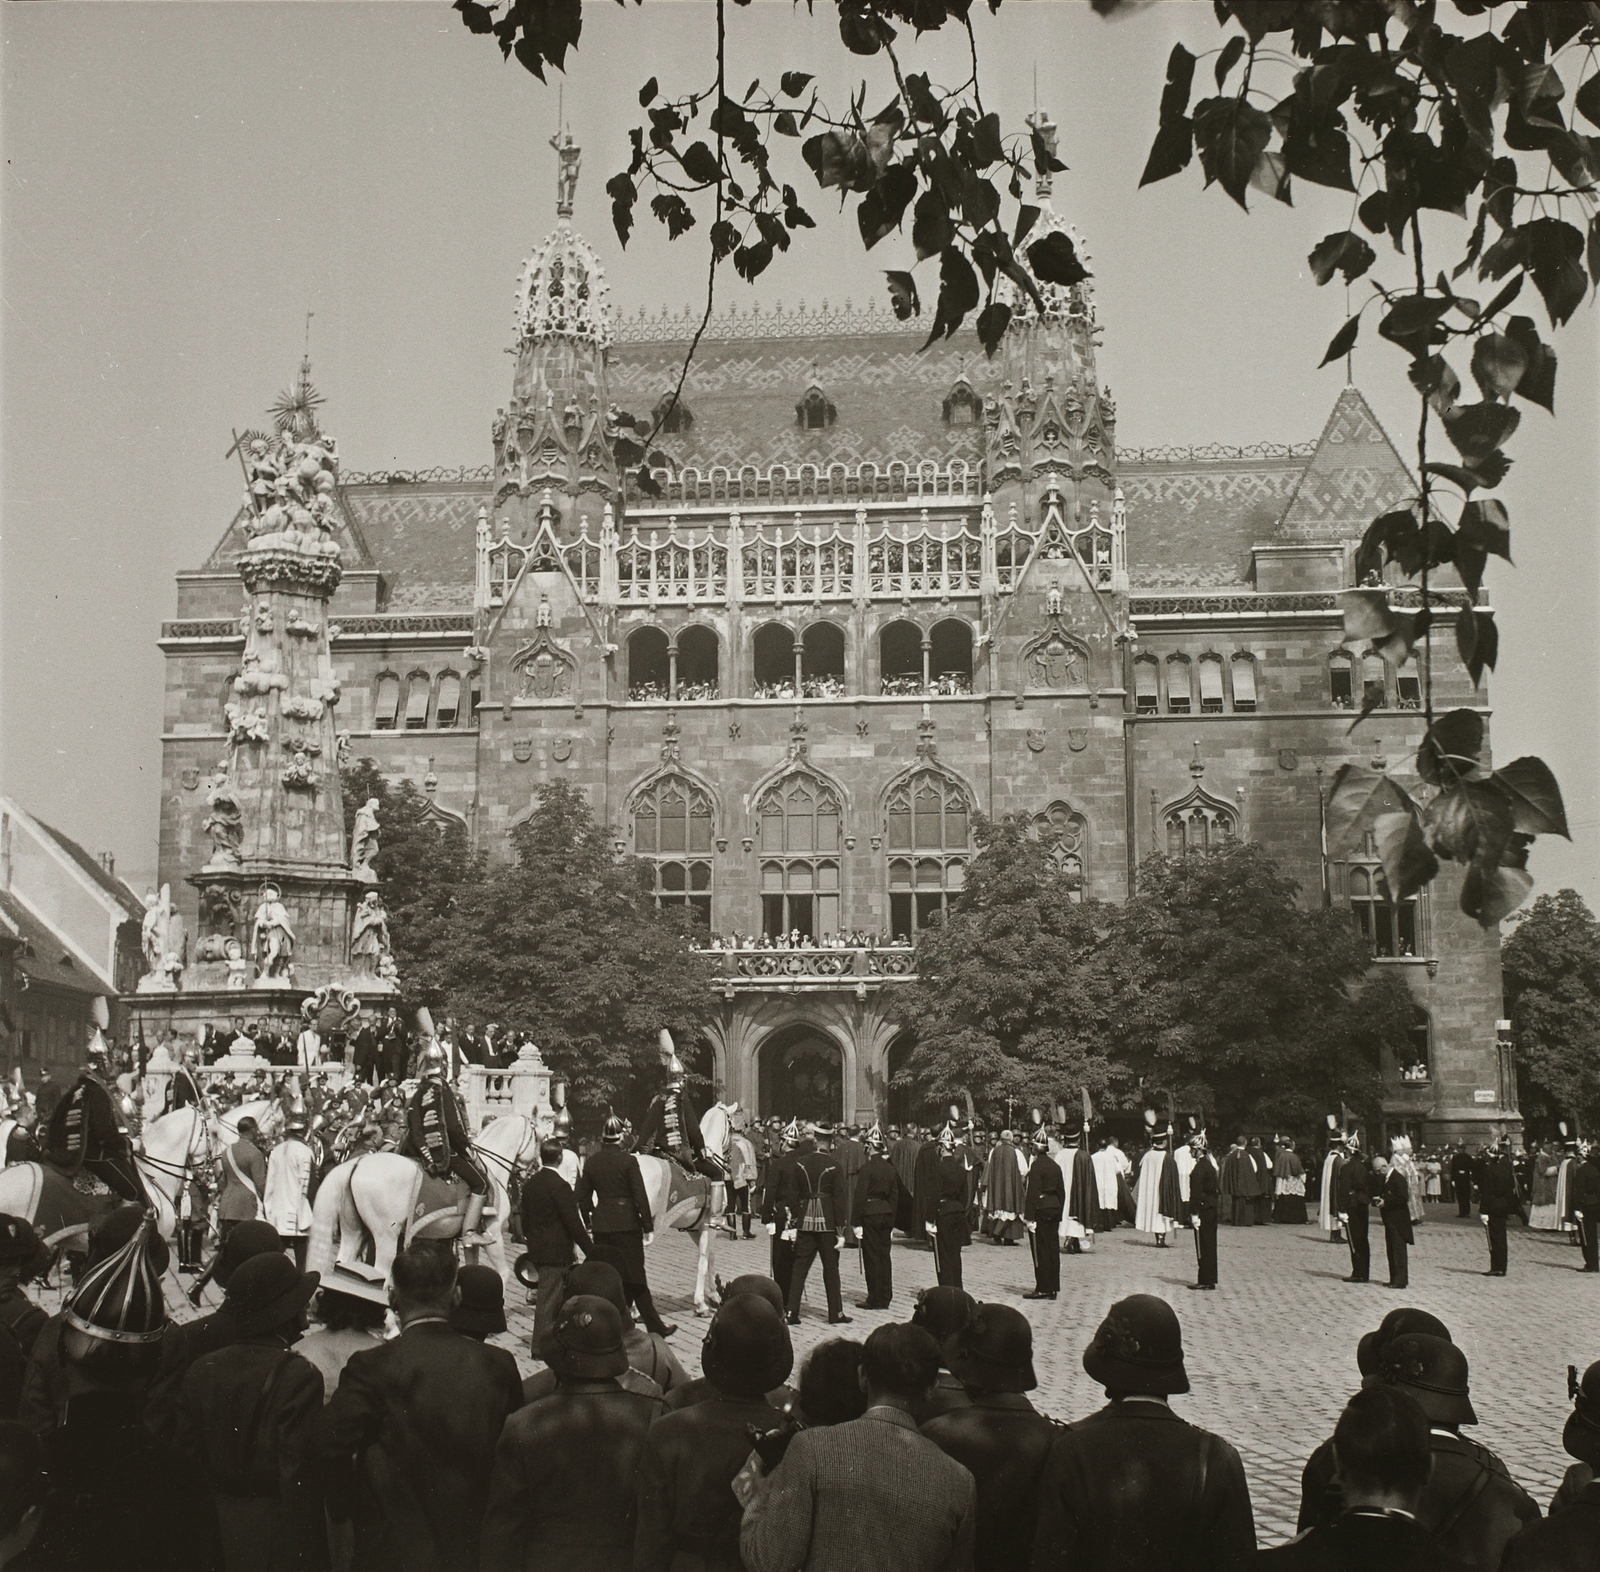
[319,1242,523,1572]
[519,1138,595,1347]
[636,1043,711,1177]
[922,1303,1058,1572]
[890,1124,922,1235]
[1477,1139,1523,1277]
[1376,1155,1414,1290]
[1338,1148,1374,1284]
[481,1294,663,1572]
[1219,1137,1250,1226]
[578,1115,671,1338]
[1033,1295,1255,1572]
[377,1009,407,1084]
[775,1124,848,1326]
[402,1044,490,1245]
[912,1128,945,1246]
[849,1126,900,1310]
[1449,1144,1476,1218]
[929,1126,972,1289]
[1247,1137,1274,1225]
[42,1042,146,1205]
[1023,1131,1065,1301]
[1570,1145,1600,1273]
[1187,1134,1221,1291]
[1501,1358,1600,1572]
[833,1125,866,1248]
[350,1013,381,1087]
[634,1296,792,1572]
[761,1122,801,1304]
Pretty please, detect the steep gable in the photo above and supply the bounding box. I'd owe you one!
[1274,386,1416,541]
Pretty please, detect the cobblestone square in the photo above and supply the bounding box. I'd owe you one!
[481,1207,1589,1547]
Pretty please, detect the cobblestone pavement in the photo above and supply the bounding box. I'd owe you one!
[149,1205,1589,1549]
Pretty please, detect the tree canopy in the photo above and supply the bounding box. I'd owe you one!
[1502,887,1600,1130]
[898,824,1414,1136]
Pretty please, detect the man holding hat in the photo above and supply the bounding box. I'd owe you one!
[1033,1295,1255,1571]
[1186,1132,1220,1291]
[1502,1361,1600,1566]
[850,1125,901,1310]
[174,1252,325,1567]
[922,1303,1058,1571]
[1375,1334,1538,1568]
[1023,1129,1066,1301]
[634,1295,793,1572]
[481,1294,664,1572]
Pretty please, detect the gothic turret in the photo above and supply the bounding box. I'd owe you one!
[492,131,618,537]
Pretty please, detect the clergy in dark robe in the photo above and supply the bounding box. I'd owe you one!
[1273,1139,1308,1224]
[1246,1138,1274,1225]
[1219,1138,1251,1226]
[913,1129,946,1248]
[889,1126,922,1235]
[983,1132,1026,1245]
[833,1127,866,1248]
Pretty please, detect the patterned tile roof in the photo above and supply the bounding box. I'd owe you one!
[1275,386,1416,541]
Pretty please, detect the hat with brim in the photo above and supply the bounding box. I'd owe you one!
[552,1294,629,1380]
[1082,1294,1189,1396]
[0,1215,51,1279]
[946,1303,1036,1394]
[1356,1309,1451,1381]
[224,1252,321,1339]
[215,1220,284,1288]
[512,1252,539,1290]
[702,1296,793,1396]
[1379,1334,1476,1426]
[452,1265,507,1337]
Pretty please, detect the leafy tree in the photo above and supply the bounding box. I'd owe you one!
[341,759,482,1013]
[1503,887,1600,1128]
[895,817,1126,1117]
[426,779,717,1120]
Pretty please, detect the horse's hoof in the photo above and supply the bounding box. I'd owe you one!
[694,1306,711,1318]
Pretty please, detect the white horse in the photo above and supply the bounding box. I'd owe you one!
[307,1113,538,1292]
[634,1102,733,1317]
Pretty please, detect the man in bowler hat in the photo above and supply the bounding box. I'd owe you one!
[1023,1130,1065,1301]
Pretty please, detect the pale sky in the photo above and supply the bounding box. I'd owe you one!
[3,0,1595,906]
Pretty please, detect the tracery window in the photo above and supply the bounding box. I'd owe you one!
[796,387,837,431]
[404,672,432,730]
[1166,655,1192,715]
[1339,834,1422,959]
[1030,802,1087,897]
[1165,800,1236,855]
[885,771,970,938]
[374,672,401,731]
[758,775,842,939]
[634,776,714,928]
[652,394,694,434]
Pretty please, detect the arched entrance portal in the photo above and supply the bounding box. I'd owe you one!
[885,1035,924,1126]
[759,1026,844,1123]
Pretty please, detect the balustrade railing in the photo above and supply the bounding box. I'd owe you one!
[692,944,918,982]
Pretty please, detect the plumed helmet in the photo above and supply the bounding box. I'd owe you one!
[602,1114,628,1146]
[64,1209,167,1345]
[418,1043,446,1076]
[938,1124,957,1153]
[781,1119,801,1151]
[865,1124,886,1153]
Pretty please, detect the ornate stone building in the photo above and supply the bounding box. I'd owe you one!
[154,146,1515,1141]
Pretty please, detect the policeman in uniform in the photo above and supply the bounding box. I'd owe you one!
[762,1119,802,1303]
[849,1124,900,1309]
[401,1042,490,1245]
[928,1124,971,1289]
[44,1038,147,1204]
[1337,1133,1374,1283]
[1186,1130,1220,1290]
[578,1113,672,1338]
[1023,1127,1065,1300]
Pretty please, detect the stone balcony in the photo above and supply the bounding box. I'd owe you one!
[692,943,917,997]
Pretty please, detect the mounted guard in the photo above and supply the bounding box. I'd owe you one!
[44,1037,149,1206]
[401,1042,490,1246]
[637,1030,724,1182]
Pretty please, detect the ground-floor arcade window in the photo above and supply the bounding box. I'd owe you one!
[880,621,923,696]
[627,627,670,702]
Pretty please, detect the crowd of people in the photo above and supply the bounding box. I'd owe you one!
[626,682,722,703]
[0,1191,1590,1572]
[700,931,913,953]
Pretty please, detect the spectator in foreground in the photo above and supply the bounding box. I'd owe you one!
[740,1322,975,1572]
[294,1289,387,1404]
[1032,1294,1256,1572]
[793,1337,867,1429]
[1257,1386,1441,1570]
[661,1275,795,1415]
[0,1422,43,1570]
[450,1265,508,1341]
[922,1303,1057,1572]
[910,1286,976,1420]
[1501,1358,1600,1569]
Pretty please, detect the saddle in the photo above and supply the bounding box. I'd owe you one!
[408,1168,471,1242]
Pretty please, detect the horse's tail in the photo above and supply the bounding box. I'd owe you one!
[308,1157,356,1281]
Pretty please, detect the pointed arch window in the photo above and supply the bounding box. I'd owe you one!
[651,394,694,434]
[1166,655,1192,715]
[374,672,401,731]
[1339,832,1423,959]
[1030,802,1087,898]
[634,775,714,929]
[885,770,970,939]
[404,671,433,730]
[1231,653,1258,712]
[1165,799,1235,855]
[758,774,842,940]
[1329,651,1354,710]
[1362,655,1389,711]
[1134,656,1160,715]
[435,672,462,730]
[796,387,837,431]
[1198,654,1225,714]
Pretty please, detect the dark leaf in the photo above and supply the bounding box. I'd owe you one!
[975,301,1013,358]
[1423,779,1515,869]
[1027,229,1090,286]
[1377,295,1451,355]
[1453,206,1489,280]
[922,245,980,347]
[1422,462,1485,494]
[1457,498,1512,562]
[1229,1,1298,41]
[1459,862,1535,926]
[1468,448,1514,489]
[1357,189,1389,234]
[1030,126,1067,174]
[639,76,658,106]
[1441,399,1521,464]
[1577,70,1600,131]
[679,141,722,186]
[784,202,816,229]
[1469,332,1528,399]
[1476,272,1525,325]
[1355,507,1421,581]
[732,239,773,281]
[1319,314,1360,368]
[1340,587,1398,642]
[972,112,1004,169]
[1372,811,1440,904]
[1479,227,1528,281]
[1417,708,1485,787]
[780,71,814,98]
[710,219,739,261]
[958,169,1001,231]
[1281,104,1354,192]
[1140,120,1196,187]
[1591,214,1600,288]
[1522,216,1588,326]
[774,111,800,138]
[634,463,663,500]
[512,34,549,82]
[1215,35,1246,89]
[1492,756,1570,838]
[857,163,917,249]
[1500,315,1557,412]
[1309,231,1376,287]
[1013,205,1041,248]
[605,171,637,248]
[1193,96,1274,208]
[1324,765,1418,857]
[649,193,696,239]
[1157,42,1197,124]
[884,270,921,320]
[903,72,946,131]
[912,189,955,261]
[1484,156,1518,231]
[454,0,496,35]
[839,3,893,54]
[1408,354,1460,416]
[1455,605,1498,683]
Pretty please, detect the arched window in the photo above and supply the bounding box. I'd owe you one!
[435,672,462,730]
[1344,851,1421,959]
[652,394,694,434]
[1198,653,1225,714]
[885,770,970,938]
[404,672,432,730]
[796,386,836,430]
[1231,653,1258,712]
[942,380,983,427]
[1397,668,1422,710]
[374,672,401,731]
[627,627,670,701]
[1165,655,1192,715]
[753,623,797,698]
[1030,801,1087,898]
[1362,655,1389,711]
[801,623,845,697]
[1165,800,1235,855]
[758,774,842,940]
[634,775,714,929]
[1134,656,1160,715]
[879,621,924,696]
[1329,651,1354,710]
[1402,1006,1431,1081]
[929,619,973,695]
[677,626,719,700]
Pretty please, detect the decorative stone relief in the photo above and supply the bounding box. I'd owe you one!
[510,628,577,701]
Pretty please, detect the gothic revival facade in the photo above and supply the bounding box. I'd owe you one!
[155,156,1515,1141]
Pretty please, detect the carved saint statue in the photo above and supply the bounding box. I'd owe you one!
[202,771,244,868]
[350,891,392,982]
[551,129,582,216]
[351,797,380,881]
[141,885,179,981]
[253,883,296,982]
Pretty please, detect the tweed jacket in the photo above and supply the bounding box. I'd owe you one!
[741,1405,976,1572]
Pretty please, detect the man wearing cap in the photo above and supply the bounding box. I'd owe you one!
[1478,1137,1524,1277]
[923,1303,1059,1571]
[1376,1333,1538,1568]
[634,1296,792,1572]
[174,1252,325,1567]
[42,1040,147,1206]
[850,1125,901,1310]
[762,1121,802,1304]
[1033,1295,1255,1570]
[929,1125,973,1289]
[1186,1133,1220,1291]
[481,1294,664,1572]
[264,1111,316,1270]
[579,1115,673,1340]
[1023,1130,1066,1301]
[1502,1360,1600,1566]
[403,1043,492,1247]
[776,1123,849,1326]
[519,1139,595,1347]
[1337,1141,1374,1285]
